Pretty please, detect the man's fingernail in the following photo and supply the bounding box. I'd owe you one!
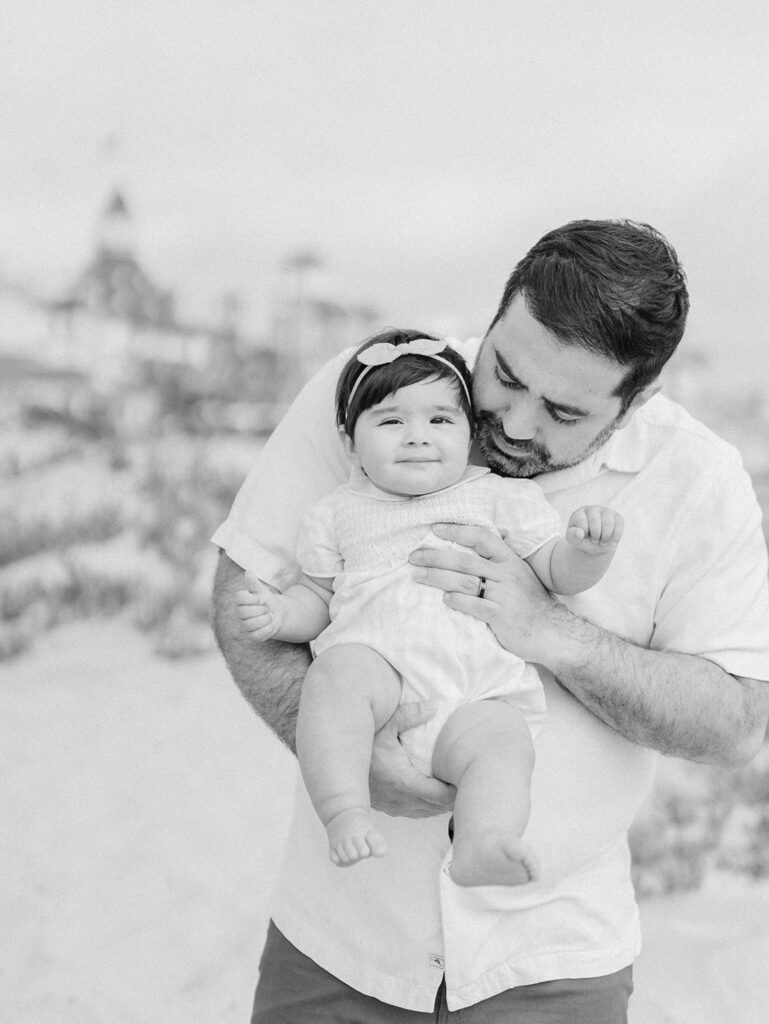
[433,523,447,533]
[414,567,426,580]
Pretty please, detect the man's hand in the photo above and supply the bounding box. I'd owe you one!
[409,522,566,668]
[409,526,768,769]
[370,703,455,818]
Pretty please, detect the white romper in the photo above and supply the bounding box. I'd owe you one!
[297,465,562,772]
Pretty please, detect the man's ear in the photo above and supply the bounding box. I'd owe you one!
[616,384,662,430]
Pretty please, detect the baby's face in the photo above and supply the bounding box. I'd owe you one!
[349,378,472,497]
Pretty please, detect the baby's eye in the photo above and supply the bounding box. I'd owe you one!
[431,416,454,424]
[379,418,401,426]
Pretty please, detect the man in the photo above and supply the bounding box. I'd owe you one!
[212,220,769,1022]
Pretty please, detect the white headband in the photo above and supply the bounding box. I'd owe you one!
[346,338,472,415]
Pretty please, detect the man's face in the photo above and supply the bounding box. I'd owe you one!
[472,294,632,478]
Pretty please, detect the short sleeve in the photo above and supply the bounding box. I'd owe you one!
[651,457,769,680]
[490,477,563,557]
[296,494,344,579]
[211,349,354,590]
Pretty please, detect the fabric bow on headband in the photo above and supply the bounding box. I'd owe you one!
[357,337,447,366]
[346,336,471,411]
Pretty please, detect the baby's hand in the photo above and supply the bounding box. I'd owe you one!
[235,571,286,641]
[566,506,624,554]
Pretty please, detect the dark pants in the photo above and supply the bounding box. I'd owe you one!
[252,921,633,1023]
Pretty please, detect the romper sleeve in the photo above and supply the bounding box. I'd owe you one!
[296,492,344,579]
[490,477,563,558]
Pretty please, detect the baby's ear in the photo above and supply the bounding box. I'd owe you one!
[338,425,355,459]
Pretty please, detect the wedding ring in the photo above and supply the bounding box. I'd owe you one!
[477,576,487,600]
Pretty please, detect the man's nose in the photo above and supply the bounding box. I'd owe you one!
[501,399,537,440]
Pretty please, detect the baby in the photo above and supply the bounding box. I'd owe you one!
[236,329,623,886]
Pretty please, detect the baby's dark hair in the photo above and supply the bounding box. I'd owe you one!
[336,328,474,439]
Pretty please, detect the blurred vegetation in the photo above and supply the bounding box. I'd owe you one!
[630,745,769,899]
[0,369,263,663]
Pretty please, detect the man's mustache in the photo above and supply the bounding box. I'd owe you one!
[475,413,545,456]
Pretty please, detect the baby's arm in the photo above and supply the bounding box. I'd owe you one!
[525,506,624,595]
[235,570,332,643]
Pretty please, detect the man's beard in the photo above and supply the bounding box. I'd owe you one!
[474,411,621,479]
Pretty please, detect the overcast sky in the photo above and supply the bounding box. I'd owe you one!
[2,0,768,393]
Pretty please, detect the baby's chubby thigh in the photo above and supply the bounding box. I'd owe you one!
[304,642,404,731]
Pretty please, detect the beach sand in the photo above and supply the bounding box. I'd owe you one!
[1,618,296,1024]
[3,618,768,1023]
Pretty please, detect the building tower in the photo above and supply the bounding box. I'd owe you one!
[70,189,174,327]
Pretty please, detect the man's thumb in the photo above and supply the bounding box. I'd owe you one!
[391,701,438,733]
[244,570,265,593]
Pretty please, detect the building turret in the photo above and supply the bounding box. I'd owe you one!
[96,189,134,257]
[70,189,174,326]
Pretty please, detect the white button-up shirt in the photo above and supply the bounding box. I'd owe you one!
[212,339,769,1011]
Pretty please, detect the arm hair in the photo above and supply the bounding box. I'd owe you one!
[212,551,310,753]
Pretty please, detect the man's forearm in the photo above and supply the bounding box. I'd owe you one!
[411,522,768,769]
[213,552,310,752]
[541,604,768,768]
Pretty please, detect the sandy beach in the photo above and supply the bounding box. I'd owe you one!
[3,617,769,1023]
[1,618,296,1023]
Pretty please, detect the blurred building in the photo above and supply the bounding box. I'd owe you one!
[44,189,234,391]
[0,189,283,434]
[1,191,383,429]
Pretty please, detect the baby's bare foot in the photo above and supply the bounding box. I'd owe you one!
[327,807,387,866]
[449,831,539,887]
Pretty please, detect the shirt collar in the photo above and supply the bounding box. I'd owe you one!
[534,396,661,492]
[594,405,656,473]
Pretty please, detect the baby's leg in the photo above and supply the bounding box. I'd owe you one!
[296,643,402,867]
[432,698,538,886]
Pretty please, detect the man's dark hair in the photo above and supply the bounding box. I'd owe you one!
[336,328,474,438]
[488,219,690,410]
